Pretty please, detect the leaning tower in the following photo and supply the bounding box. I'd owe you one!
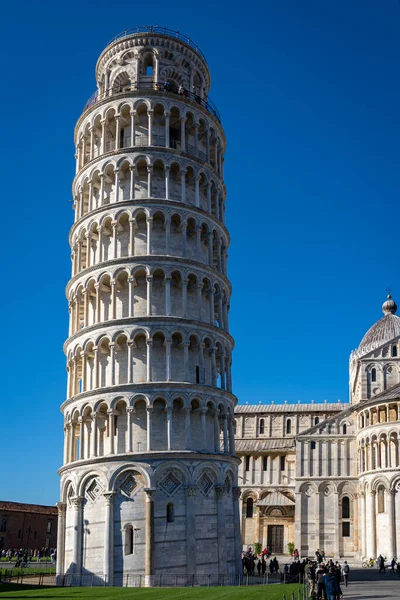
[57,26,241,585]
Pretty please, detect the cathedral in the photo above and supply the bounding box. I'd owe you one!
[237,294,400,560]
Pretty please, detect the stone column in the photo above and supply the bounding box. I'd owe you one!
[228,417,235,455]
[165,111,170,148]
[70,496,83,574]
[127,408,134,453]
[182,279,188,317]
[103,492,115,585]
[200,407,207,450]
[115,115,121,150]
[185,407,192,449]
[167,407,172,450]
[387,489,396,560]
[215,485,227,576]
[146,217,153,254]
[222,415,229,453]
[295,491,302,557]
[185,486,197,575]
[146,407,153,451]
[165,340,172,382]
[147,110,153,146]
[183,342,189,381]
[91,413,98,457]
[107,409,115,455]
[165,165,170,200]
[214,410,220,452]
[147,166,153,198]
[146,276,153,316]
[56,502,67,578]
[144,488,156,584]
[180,117,186,152]
[129,167,135,200]
[366,490,376,559]
[165,277,171,315]
[130,110,136,146]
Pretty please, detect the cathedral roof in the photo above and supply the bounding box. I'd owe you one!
[353,295,400,359]
[235,439,295,452]
[235,402,344,414]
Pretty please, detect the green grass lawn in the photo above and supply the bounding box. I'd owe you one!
[0,583,302,599]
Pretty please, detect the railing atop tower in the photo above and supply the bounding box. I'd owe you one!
[108,26,206,62]
[83,81,221,122]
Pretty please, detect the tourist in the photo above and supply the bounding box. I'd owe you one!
[261,556,266,575]
[342,561,350,587]
[257,559,261,575]
[323,567,341,600]
[315,563,326,600]
[378,554,386,573]
[390,557,396,572]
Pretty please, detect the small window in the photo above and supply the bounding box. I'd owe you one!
[146,65,154,76]
[371,368,376,382]
[262,456,268,471]
[343,424,347,435]
[246,497,254,518]
[342,496,350,519]
[280,456,285,471]
[286,419,291,434]
[196,366,200,383]
[392,346,398,357]
[314,417,319,425]
[342,522,350,537]
[166,503,174,523]
[233,420,237,435]
[259,419,265,434]
[0,518,7,533]
[377,486,385,513]
[125,526,133,555]
[311,441,316,450]
[46,521,52,534]
[245,456,250,472]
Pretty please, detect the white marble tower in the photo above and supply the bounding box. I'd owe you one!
[57,26,240,585]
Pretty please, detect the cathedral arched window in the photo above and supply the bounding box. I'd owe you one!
[377,486,385,513]
[259,419,265,434]
[392,346,398,357]
[342,496,350,519]
[246,497,254,518]
[233,419,237,435]
[166,503,174,523]
[286,419,292,434]
[263,456,268,471]
[314,417,319,425]
[343,424,347,434]
[371,368,377,382]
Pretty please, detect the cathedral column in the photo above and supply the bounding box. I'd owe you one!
[56,502,66,578]
[295,492,302,557]
[146,407,153,451]
[144,488,156,583]
[366,489,376,558]
[127,408,134,452]
[103,492,115,585]
[333,491,339,558]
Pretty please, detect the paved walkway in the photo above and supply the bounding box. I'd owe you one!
[331,570,399,599]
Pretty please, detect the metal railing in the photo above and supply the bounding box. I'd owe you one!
[83,81,221,122]
[0,570,304,588]
[107,26,206,61]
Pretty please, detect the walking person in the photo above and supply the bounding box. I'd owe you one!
[342,561,350,587]
[378,554,386,573]
[390,558,396,573]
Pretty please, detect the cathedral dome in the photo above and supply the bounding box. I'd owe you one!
[355,295,400,358]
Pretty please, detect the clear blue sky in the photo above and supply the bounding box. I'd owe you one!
[1,0,399,504]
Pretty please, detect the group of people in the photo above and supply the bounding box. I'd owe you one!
[306,558,350,600]
[0,547,56,565]
[241,548,280,576]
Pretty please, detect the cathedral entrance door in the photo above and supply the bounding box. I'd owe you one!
[267,525,284,554]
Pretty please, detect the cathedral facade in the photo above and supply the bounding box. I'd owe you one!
[237,295,400,560]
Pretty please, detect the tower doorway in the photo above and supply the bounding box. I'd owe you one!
[267,525,284,554]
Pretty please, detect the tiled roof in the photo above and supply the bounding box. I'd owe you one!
[0,501,58,515]
[235,403,345,414]
[363,382,400,403]
[235,438,295,452]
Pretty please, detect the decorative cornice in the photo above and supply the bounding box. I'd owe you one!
[63,315,234,353]
[60,382,237,413]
